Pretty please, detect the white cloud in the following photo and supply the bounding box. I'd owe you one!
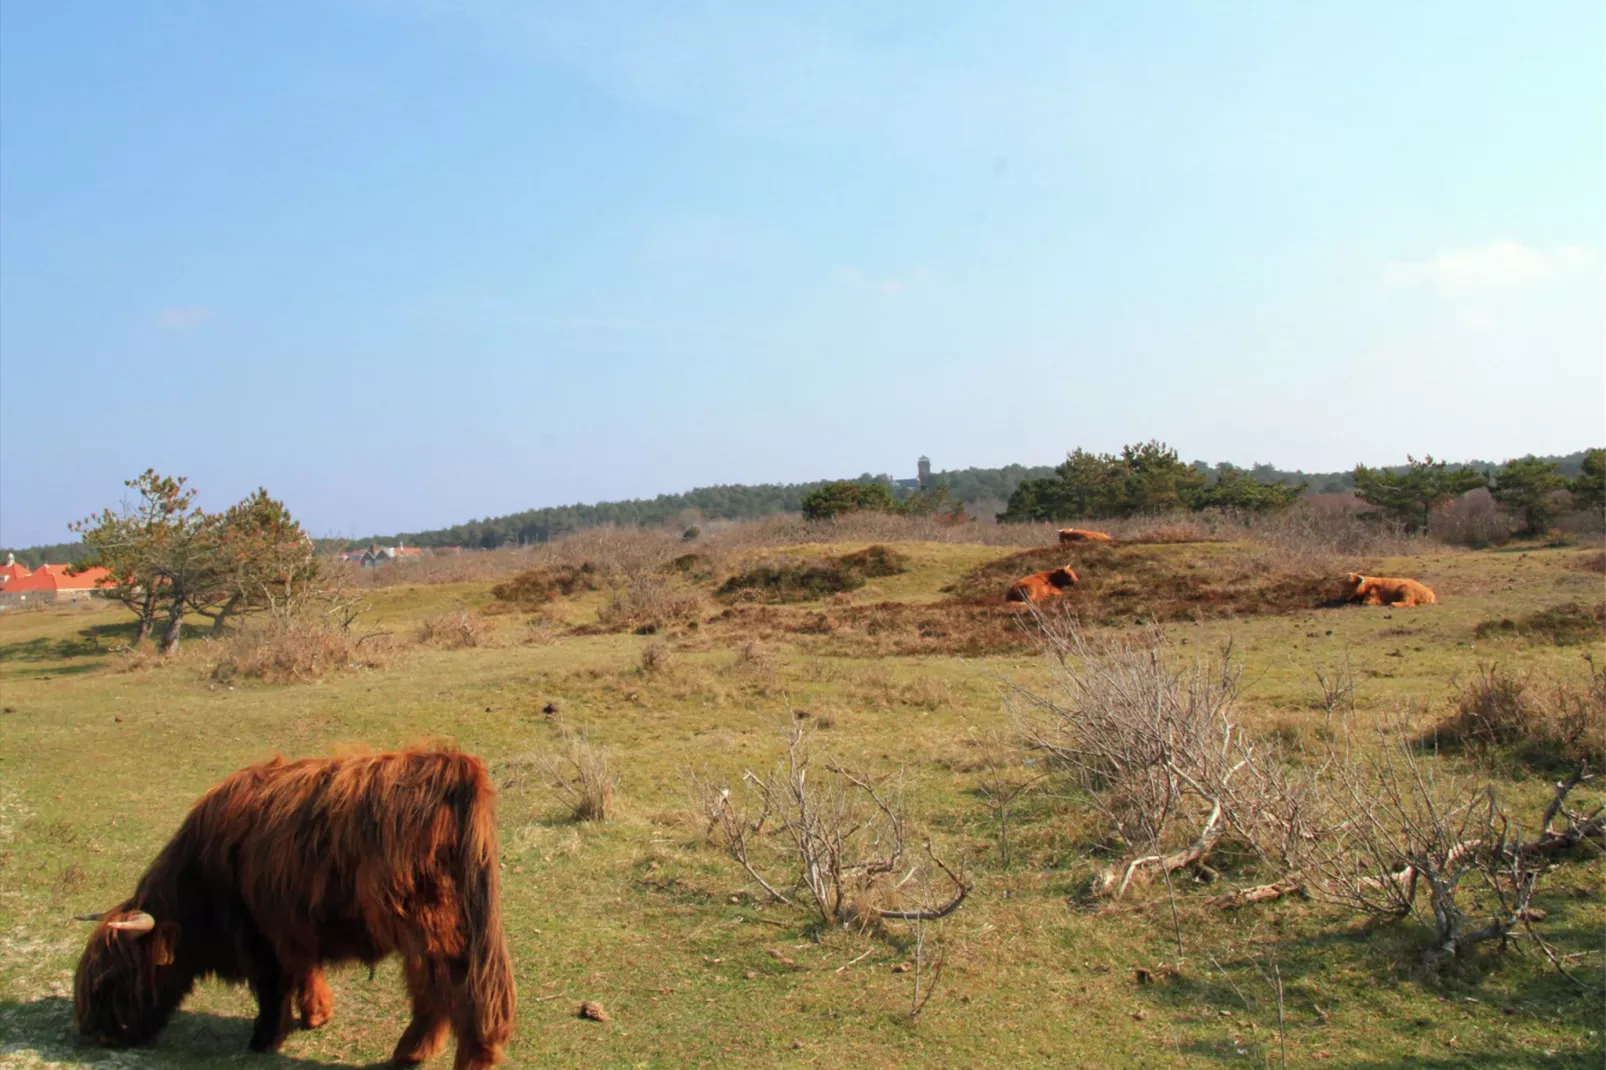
[1381,242,1595,298]
[157,306,210,330]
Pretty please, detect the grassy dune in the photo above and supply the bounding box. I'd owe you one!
[1,534,1602,1068]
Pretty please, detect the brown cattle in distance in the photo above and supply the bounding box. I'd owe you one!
[1007,566,1080,604]
[74,747,515,1069]
[1342,572,1437,607]
[1058,529,1113,545]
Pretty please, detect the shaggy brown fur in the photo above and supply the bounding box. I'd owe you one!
[74,747,515,1069]
[1342,572,1438,607]
[1007,566,1080,604]
[1058,529,1114,545]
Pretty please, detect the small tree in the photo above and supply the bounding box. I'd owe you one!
[1489,456,1568,536]
[72,471,200,646]
[1193,465,1306,514]
[75,473,320,653]
[189,489,319,636]
[1572,448,1606,516]
[1354,455,1487,532]
[801,479,898,520]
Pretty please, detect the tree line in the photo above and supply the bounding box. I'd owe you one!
[5,450,1598,564]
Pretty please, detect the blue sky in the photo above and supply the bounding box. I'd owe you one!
[2,1,1601,546]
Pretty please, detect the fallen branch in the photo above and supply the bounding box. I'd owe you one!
[1096,797,1224,900]
[875,845,970,921]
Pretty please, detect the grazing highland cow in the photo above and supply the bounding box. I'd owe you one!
[1341,572,1437,607]
[73,747,515,1069]
[1007,566,1080,604]
[1058,528,1114,545]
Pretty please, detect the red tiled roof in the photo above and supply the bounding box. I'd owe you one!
[2,564,114,593]
[0,561,31,586]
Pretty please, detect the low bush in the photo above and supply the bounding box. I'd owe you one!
[1430,660,1606,770]
[1474,602,1606,646]
[491,562,601,605]
[597,576,704,634]
[212,619,393,684]
[717,545,909,603]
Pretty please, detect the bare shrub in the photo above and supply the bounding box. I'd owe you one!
[1430,488,1520,548]
[1289,713,1603,970]
[638,640,674,675]
[508,730,618,822]
[690,722,968,929]
[212,618,393,684]
[1011,618,1327,903]
[416,608,493,649]
[1430,659,1606,770]
[597,575,704,634]
[346,546,532,588]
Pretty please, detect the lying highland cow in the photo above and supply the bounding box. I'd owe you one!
[74,747,515,1069]
[1342,572,1437,607]
[1058,528,1113,545]
[1007,566,1080,604]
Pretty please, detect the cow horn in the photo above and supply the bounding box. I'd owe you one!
[105,912,157,933]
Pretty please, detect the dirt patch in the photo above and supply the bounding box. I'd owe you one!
[944,543,1343,624]
[1475,602,1606,646]
[1570,551,1606,574]
[716,545,910,604]
[491,563,602,605]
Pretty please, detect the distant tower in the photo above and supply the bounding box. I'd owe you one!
[917,456,932,491]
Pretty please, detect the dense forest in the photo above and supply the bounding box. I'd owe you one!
[4,451,1592,564]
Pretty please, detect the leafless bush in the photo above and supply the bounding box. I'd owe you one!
[1430,659,1606,770]
[507,729,618,822]
[1291,712,1603,970]
[416,608,493,648]
[597,574,705,633]
[690,722,968,929]
[345,547,532,588]
[537,526,683,580]
[638,640,674,675]
[1012,621,1264,897]
[1430,489,1520,548]
[212,617,394,684]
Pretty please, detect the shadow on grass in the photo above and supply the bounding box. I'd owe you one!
[0,997,388,1068]
[0,621,141,662]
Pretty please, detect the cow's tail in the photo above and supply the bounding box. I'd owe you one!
[457,756,516,1053]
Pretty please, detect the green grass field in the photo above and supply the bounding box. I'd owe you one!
[1,536,1602,1068]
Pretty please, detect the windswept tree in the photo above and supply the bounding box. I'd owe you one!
[1488,456,1569,536]
[72,471,199,644]
[188,489,319,636]
[75,472,319,653]
[1353,455,1487,532]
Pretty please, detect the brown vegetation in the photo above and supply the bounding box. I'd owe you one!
[1429,660,1606,770]
[716,545,908,604]
[1475,601,1606,646]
